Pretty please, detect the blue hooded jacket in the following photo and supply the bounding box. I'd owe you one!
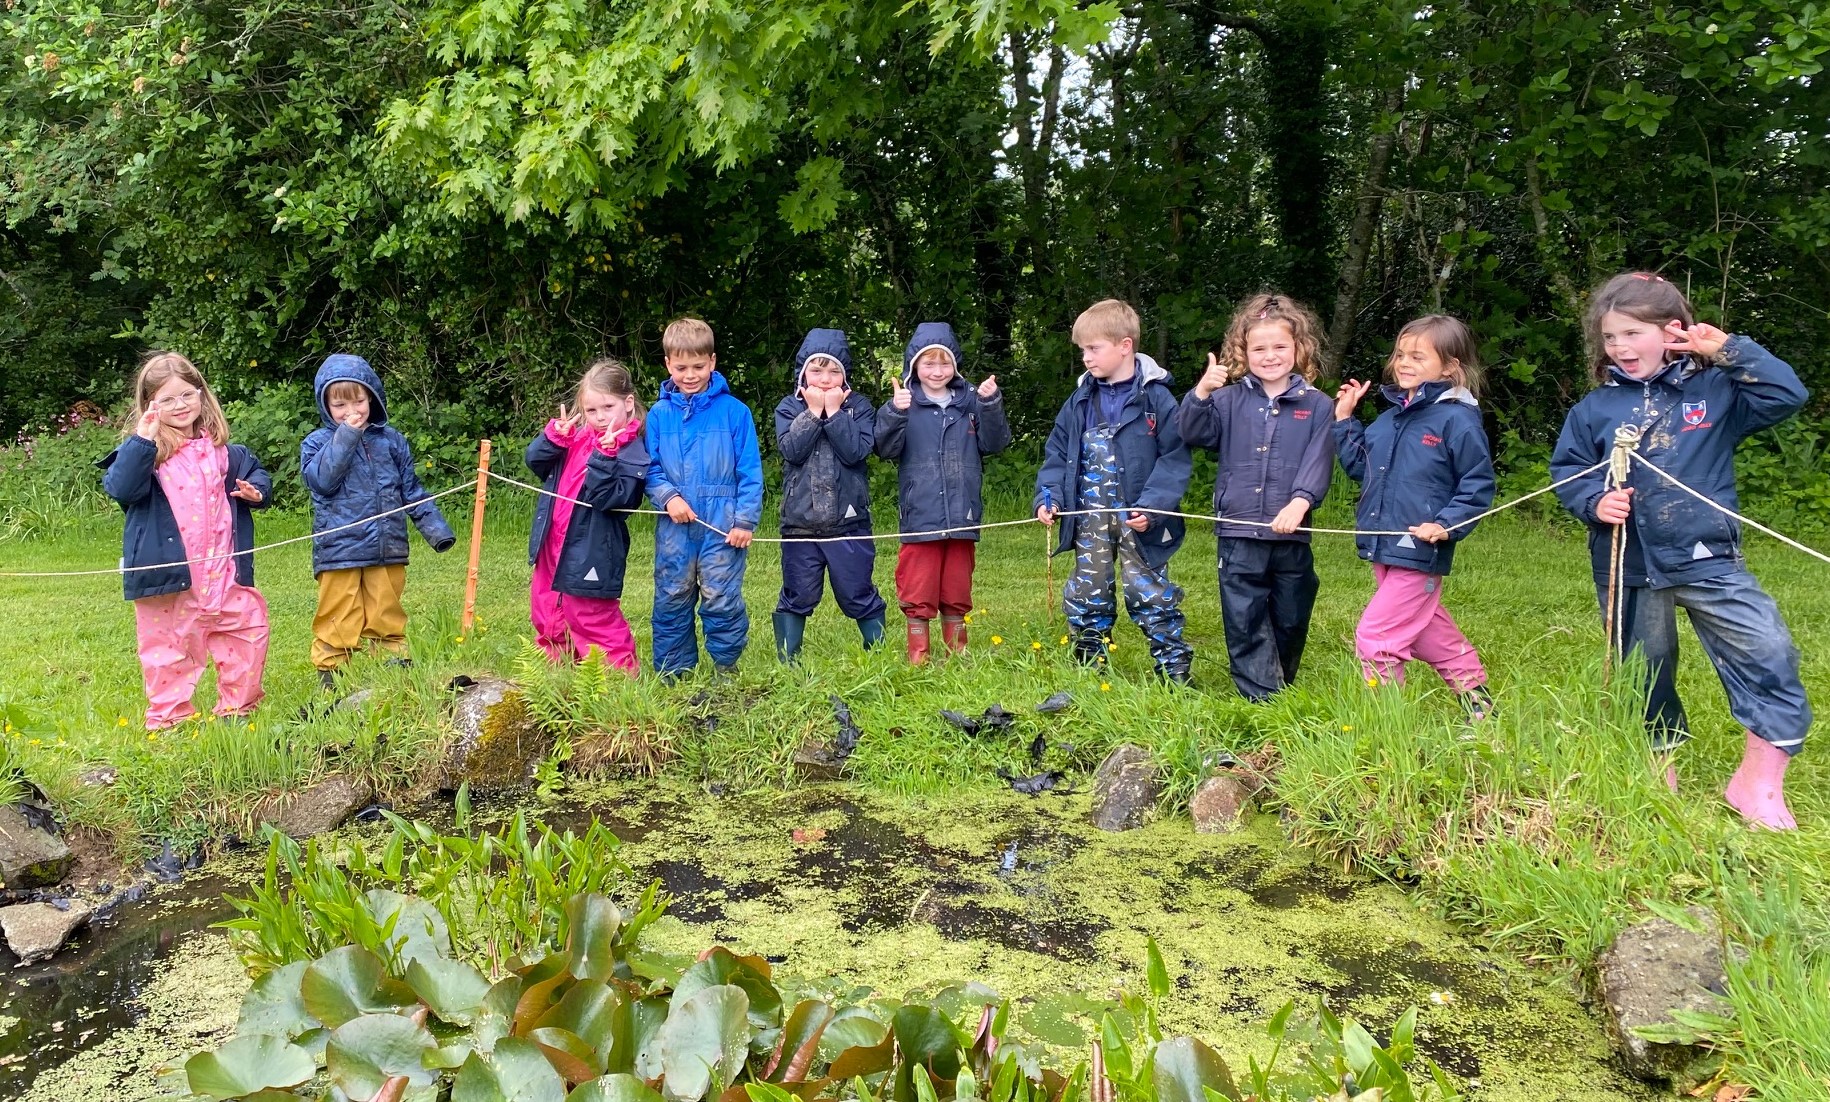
[100,435,272,602]
[1033,354,1193,571]
[1331,381,1495,575]
[299,355,457,575]
[775,328,877,537]
[644,371,765,533]
[1551,336,1808,589]
[874,322,1012,543]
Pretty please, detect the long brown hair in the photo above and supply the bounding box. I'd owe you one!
[1584,271,1696,386]
[575,357,646,420]
[1216,293,1324,383]
[1386,315,1484,398]
[127,352,230,464]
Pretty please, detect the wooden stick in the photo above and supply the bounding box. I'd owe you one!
[460,438,492,636]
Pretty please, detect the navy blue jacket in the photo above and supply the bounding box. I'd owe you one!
[1331,381,1495,575]
[875,323,1012,543]
[525,430,649,599]
[99,435,272,602]
[1551,336,1808,589]
[300,355,456,575]
[775,328,876,537]
[1033,354,1193,570]
[1177,374,1334,542]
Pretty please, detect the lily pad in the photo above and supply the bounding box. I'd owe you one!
[185,1034,317,1099]
[302,944,421,1027]
[658,984,752,1102]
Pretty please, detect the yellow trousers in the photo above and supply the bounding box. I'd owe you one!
[312,565,409,670]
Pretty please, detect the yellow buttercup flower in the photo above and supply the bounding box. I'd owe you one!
[991,636,1003,646]
[1342,725,1353,731]
[117,716,129,727]
[962,616,972,625]
[1100,682,1111,692]
[1059,635,1069,645]
[147,732,159,742]
[456,636,466,644]
[1031,641,1042,651]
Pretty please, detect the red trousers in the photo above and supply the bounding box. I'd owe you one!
[894,540,976,620]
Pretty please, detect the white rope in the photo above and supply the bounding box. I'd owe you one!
[1627,450,1830,566]
[490,459,1613,544]
[0,483,474,578]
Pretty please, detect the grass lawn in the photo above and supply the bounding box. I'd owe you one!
[1,477,1826,1095]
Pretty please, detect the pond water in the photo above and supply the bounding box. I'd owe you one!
[8,781,1659,1101]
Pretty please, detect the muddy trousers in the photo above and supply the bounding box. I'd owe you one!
[652,519,749,677]
[778,535,886,620]
[312,564,409,670]
[1355,564,1485,692]
[894,539,975,620]
[1062,517,1192,671]
[531,561,638,672]
[134,585,270,729]
[1217,538,1319,701]
[1604,571,1811,756]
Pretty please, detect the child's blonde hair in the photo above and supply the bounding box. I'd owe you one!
[662,318,716,359]
[1071,299,1141,347]
[1583,271,1696,386]
[1216,293,1324,383]
[575,357,646,419]
[128,351,229,464]
[1387,315,1484,398]
[325,379,370,405]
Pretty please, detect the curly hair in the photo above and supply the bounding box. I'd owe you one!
[1216,293,1325,383]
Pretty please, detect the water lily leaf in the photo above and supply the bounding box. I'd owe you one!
[628,994,671,1078]
[536,978,623,1067]
[367,888,454,970]
[454,1037,569,1102]
[303,945,420,1027]
[762,999,834,1083]
[475,976,525,1055]
[430,1040,479,1070]
[185,1034,317,1099]
[237,961,317,1039]
[326,1012,438,1099]
[1150,1037,1240,1102]
[566,894,625,982]
[744,1084,801,1102]
[892,1005,962,1081]
[530,1025,601,1083]
[818,1009,888,1062]
[827,1033,894,1080]
[674,947,783,1031]
[658,984,752,1102]
[570,1073,667,1102]
[409,956,492,1026]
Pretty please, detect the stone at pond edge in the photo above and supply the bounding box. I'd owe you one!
[1191,772,1259,834]
[0,804,73,889]
[1090,744,1161,832]
[441,678,553,794]
[1,899,93,963]
[793,740,847,782]
[251,775,377,839]
[1596,907,1732,1082]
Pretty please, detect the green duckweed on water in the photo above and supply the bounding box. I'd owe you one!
[17,778,1658,1100]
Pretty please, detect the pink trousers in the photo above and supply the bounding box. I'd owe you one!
[531,566,637,672]
[134,585,270,728]
[1355,563,1486,692]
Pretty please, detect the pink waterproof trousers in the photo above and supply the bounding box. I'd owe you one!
[1354,563,1485,692]
[530,421,638,672]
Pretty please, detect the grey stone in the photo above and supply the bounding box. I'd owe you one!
[1,900,93,963]
[1191,773,1257,834]
[1597,907,1732,1081]
[0,804,73,889]
[78,766,119,788]
[441,678,552,793]
[1090,744,1161,831]
[253,775,376,839]
[793,740,846,782]
[334,689,376,713]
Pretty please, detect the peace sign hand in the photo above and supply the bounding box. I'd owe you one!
[136,408,161,440]
[1662,320,1730,360]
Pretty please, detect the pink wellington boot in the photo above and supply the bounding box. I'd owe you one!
[1724,729,1797,831]
[1660,758,1679,794]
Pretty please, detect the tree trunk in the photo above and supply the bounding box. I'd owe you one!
[1324,87,1403,378]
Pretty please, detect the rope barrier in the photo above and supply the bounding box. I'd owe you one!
[1627,450,1830,567]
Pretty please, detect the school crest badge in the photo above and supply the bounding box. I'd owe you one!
[1682,401,1707,426]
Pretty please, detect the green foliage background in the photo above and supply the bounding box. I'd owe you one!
[4,0,1827,474]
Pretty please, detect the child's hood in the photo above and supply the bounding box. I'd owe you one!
[314,354,390,427]
[795,328,853,389]
[660,369,733,407]
[1076,352,1170,392]
[902,322,965,385]
[1380,379,1479,410]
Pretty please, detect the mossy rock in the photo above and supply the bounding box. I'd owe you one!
[441,678,553,794]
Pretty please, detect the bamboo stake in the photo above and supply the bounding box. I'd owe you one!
[460,439,491,637]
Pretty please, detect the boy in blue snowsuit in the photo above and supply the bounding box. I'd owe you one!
[300,354,456,688]
[645,318,765,678]
[1034,299,1196,683]
[772,327,886,659]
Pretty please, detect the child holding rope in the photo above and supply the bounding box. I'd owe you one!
[101,352,272,729]
[301,355,457,688]
[525,358,648,671]
[1551,271,1811,830]
[1178,293,1334,700]
[646,318,764,679]
[771,328,887,660]
[1035,299,1195,684]
[1333,315,1496,720]
[876,322,1010,663]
